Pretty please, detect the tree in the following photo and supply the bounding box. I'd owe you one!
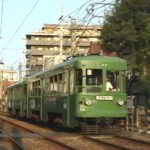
[102,0,150,72]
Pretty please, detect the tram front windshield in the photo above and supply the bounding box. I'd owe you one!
[86,69,103,93]
[76,69,124,93]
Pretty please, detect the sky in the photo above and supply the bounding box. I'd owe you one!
[0,0,113,70]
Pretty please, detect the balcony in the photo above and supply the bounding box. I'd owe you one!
[26,49,60,56]
[26,40,59,46]
[26,59,43,68]
[26,38,91,47]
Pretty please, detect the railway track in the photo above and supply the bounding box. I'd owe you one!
[83,134,150,150]
[1,112,150,150]
[0,115,78,150]
[0,129,24,150]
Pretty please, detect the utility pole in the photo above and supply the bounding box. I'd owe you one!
[59,0,64,63]
[59,23,63,63]
[18,62,22,81]
[70,17,76,56]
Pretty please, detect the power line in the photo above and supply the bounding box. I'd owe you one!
[43,14,95,67]
[0,0,40,56]
[64,0,93,18]
[27,0,114,71]
[10,57,25,67]
[28,15,91,68]
[43,0,111,67]
[0,0,4,38]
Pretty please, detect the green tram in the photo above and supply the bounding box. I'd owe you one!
[7,55,127,130]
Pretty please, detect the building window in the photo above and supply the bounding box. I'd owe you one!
[37,47,42,51]
[54,37,58,41]
[35,37,39,40]
[47,38,51,41]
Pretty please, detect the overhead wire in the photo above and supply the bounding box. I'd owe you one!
[10,57,25,67]
[27,0,115,70]
[0,0,4,38]
[64,0,114,47]
[1,0,114,71]
[63,0,108,55]
[42,2,93,67]
[24,0,105,68]
[0,0,40,56]
[43,10,93,67]
[43,0,112,67]
[64,0,94,18]
[72,14,95,55]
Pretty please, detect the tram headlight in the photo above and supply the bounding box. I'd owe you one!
[117,100,124,106]
[84,99,92,106]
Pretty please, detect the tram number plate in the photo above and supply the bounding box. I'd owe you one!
[96,96,113,100]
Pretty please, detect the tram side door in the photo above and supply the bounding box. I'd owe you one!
[63,69,70,126]
[63,69,74,127]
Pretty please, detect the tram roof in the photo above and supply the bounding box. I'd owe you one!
[28,55,127,79]
[8,81,27,89]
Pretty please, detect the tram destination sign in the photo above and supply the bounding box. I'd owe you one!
[96,96,113,100]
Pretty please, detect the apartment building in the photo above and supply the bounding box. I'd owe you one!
[26,24,102,76]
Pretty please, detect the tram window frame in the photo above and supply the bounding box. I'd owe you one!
[54,75,58,94]
[37,80,40,87]
[75,69,83,93]
[50,76,55,94]
[32,82,35,96]
[63,71,68,94]
[32,81,36,97]
[58,73,63,94]
[121,71,126,93]
[76,69,82,86]
[50,76,53,94]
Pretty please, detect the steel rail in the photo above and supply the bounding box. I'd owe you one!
[0,116,79,150]
[114,134,150,145]
[84,136,137,150]
[0,129,26,150]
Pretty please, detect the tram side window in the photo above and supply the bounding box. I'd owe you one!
[24,85,27,96]
[32,80,41,96]
[63,72,67,94]
[32,82,35,96]
[76,69,83,93]
[34,81,37,96]
[58,73,63,94]
[45,78,50,95]
[54,75,58,94]
[76,69,82,86]
[16,86,20,98]
[50,76,54,94]
[29,82,32,96]
[37,80,41,96]
[106,71,119,91]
